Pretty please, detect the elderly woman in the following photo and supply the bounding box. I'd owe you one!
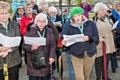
[62,7,99,80]
[48,6,63,79]
[94,3,116,80]
[0,1,21,80]
[38,1,59,43]
[22,13,56,80]
[48,6,62,33]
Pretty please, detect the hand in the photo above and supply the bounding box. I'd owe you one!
[83,36,89,41]
[34,12,38,15]
[99,37,105,42]
[58,23,62,27]
[0,46,11,52]
[49,58,55,64]
[31,45,39,50]
[106,11,112,16]
[0,49,12,58]
[62,40,67,46]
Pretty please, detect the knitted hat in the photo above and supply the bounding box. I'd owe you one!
[70,7,84,17]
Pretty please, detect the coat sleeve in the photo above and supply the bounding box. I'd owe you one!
[20,16,26,36]
[61,21,70,39]
[22,30,34,53]
[87,4,92,11]
[49,31,56,59]
[91,22,99,45]
[11,22,21,51]
[47,17,59,43]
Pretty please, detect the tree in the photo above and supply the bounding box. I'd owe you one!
[59,0,62,10]
[76,0,82,5]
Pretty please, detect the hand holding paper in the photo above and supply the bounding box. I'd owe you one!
[111,21,119,30]
[63,34,84,46]
[31,45,40,50]
[53,21,61,26]
[24,36,46,46]
[0,33,21,47]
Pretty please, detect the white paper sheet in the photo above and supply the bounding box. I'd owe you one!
[24,36,46,45]
[53,21,61,26]
[16,17,21,23]
[111,21,119,30]
[63,34,84,46]
[0,33,21,47]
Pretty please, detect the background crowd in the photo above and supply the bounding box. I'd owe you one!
[0,0,120,80]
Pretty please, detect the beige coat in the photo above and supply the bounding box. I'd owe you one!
[96,17,115,57]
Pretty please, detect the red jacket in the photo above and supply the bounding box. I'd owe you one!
[20,15,36,36]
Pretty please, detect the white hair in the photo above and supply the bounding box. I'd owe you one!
[48,6,57,14]
[35,13,48,25]
[94,2,108,13]
[38,1,48,12]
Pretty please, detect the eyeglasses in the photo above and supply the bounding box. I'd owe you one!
[31,2,34,3]
[37,21,46,23]
[117,6,120,7]
[50,12,57,14]
[0,13,9,15]
[26,6,32,8]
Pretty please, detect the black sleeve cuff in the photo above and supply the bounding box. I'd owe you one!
[88,36,94,43]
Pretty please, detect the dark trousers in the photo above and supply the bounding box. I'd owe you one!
[95,54,111,77]
[111,52,118,69]
[29,74,50,80]
[0,65,19,80]
[19,36,23,67]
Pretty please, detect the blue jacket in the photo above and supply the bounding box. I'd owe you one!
[61,20,71,39]
[66,20,99,58]
[111,9,120,27]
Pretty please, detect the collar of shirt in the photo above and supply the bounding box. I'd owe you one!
[0,20,9,28]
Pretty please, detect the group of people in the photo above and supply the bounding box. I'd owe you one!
[0,0,120,80]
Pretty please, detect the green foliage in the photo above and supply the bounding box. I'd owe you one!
[76,0,94,6]
[10,5,13,14]
[88,0,94,6]
[76,0,82,5]
[89,12,95,20]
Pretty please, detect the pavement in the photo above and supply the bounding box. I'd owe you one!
[19,52,120,80]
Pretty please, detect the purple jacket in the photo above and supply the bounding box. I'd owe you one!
[79,3,92,18]
[22,23,56,77]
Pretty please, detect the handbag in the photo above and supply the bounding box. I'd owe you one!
[57,37,63,48]
[30,49,47,70]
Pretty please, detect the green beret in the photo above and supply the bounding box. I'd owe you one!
[70,7,84,17]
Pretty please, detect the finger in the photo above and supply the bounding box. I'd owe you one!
[9,49,13,52]
[0,52,3,56]
[2,52,8,58]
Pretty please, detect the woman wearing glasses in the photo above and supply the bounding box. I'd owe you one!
[22,13,56,80]
[0,1,21,80]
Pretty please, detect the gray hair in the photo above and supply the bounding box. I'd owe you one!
[48,6,57,14]
[35,13,48,25]
[94,2,108,13]
[38,1,48,12]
